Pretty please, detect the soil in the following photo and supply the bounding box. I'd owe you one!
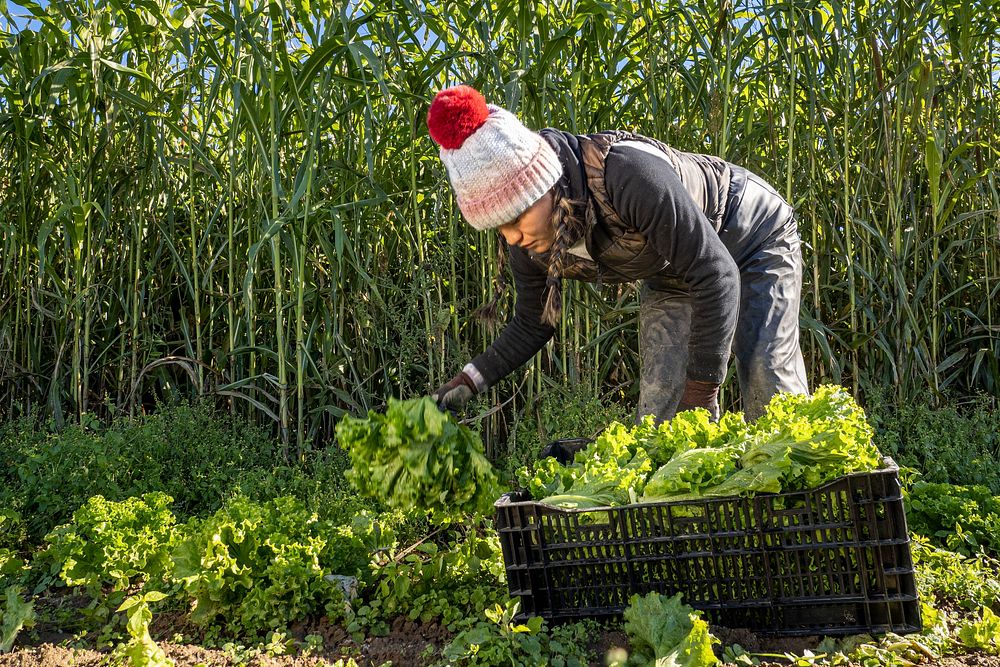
[713,626,823,655]
[3,642,1000,667]
[4,626,1000,667]
[1,607,462,667]
[938,657,1000,667]
[2,592,997,667]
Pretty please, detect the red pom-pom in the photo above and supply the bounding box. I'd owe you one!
[427,85,490,149]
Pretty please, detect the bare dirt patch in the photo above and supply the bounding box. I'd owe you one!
[3,643,999,667]
[713,626,825,656]
[938,655,1000,667]
[0,645,104,667]
[4,616,998,667]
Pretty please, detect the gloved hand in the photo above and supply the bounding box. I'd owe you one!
[430,371,478,413]
[676,379,721,421]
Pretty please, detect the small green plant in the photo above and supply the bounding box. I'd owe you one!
[440,601,544,666]
[112,591,174,667]
[0,403,293,544]
[911,536,1000,610]
[906,482,1000,556]
[0,510,26,552]
[0,550,26,590]
[439,601,594,667]
[236,447,380,526]
[43,493,177,597]
[349,527,507,636]
[783,649,832,666]
[722,644,759,666]
[869,395,1000,493]
[219,631,298,662]
[806,599,955,667]
[0,510,28,590]
[302,632,324,655]
[0,585,36,653]
[958,607,1000,654]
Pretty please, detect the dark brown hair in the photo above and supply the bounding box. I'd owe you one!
[475,183,587,328]
[473,236,509,324]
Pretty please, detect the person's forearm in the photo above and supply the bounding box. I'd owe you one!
[469,246,555,388]
[469,318,554,388]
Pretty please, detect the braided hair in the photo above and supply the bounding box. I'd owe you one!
[472,235,509,325]
[541,182,587,327]
[475,183,587,328]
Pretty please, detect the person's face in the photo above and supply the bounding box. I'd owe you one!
[496,190,555,253]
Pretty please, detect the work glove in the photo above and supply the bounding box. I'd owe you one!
[431,371,478,413]
[676,379,721,421]
[539,438,593,465]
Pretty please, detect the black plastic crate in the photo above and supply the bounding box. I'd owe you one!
[495,456,920,636]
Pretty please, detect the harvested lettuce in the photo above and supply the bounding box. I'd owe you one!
[642,447,741,502]
[519,384,883,509]
[741,385,881,491]
[623,592,719,667]
[520,421,653,510]
[650,410,749,465]
[335,397,500,524]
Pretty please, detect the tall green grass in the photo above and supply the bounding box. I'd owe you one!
[1,0,997,453]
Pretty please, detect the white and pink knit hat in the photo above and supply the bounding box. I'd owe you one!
[427,85,563,231]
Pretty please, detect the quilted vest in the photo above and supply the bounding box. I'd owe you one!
[548,131,733,284]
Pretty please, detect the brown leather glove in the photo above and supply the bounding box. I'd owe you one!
[676,379,721,421]
[431,371,478,413]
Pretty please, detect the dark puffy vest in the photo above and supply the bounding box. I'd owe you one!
[551,131,733,284]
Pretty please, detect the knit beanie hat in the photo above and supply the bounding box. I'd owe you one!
[427,85,563,231]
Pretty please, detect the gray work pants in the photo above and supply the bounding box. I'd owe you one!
[637,172,809,423]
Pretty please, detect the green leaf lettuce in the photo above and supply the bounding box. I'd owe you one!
[336,397,500,523]
[623,592,719,667]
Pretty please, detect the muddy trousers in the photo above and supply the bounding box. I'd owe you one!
[637,177,810,423]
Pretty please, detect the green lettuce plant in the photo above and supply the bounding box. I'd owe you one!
[439,601,594,667]
[172,496,378,637]
[0,586,35,654]
[114,591,174,667]
[622,592,719,667]
[350,528,507,636]
[958,607,1000,654]
[42,493,177,596]
[520,385,882,509]
[518,420,653,508]
[740,385,881,491]
[642,447,740,501]
[650,410,748,465]
[336,398,500,524]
